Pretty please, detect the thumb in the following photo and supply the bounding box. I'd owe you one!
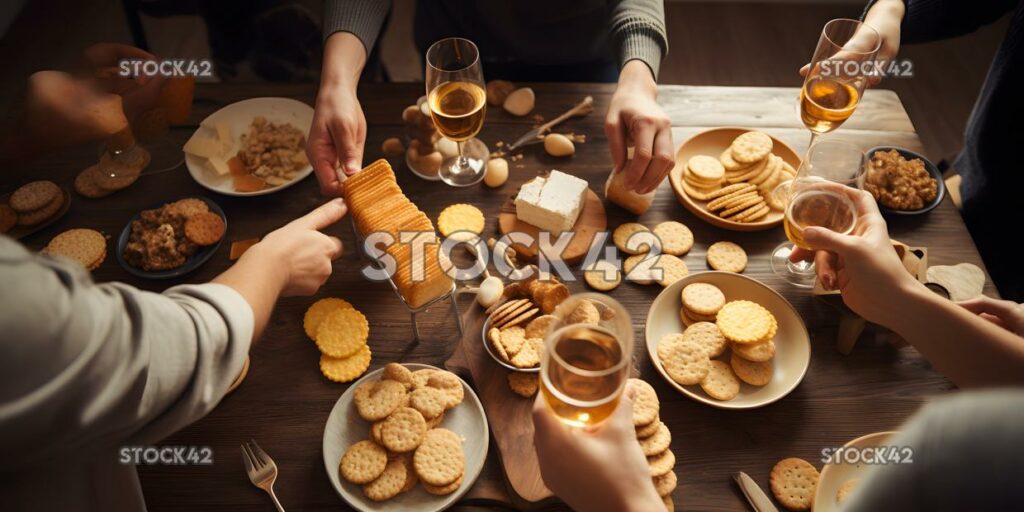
[799,63,810,78]
[297,198,348,230]
[336,125,365,177]
[803,226,857,255]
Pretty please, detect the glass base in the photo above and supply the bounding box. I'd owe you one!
[769,242,816,288]
[439,137,488,187]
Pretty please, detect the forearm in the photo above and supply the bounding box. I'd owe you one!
[618,60,658,98]
[865,0,1016,43]
[884,283,1024,387]
[863,0,905,39]
[212,242,287,340]
[321,32,368,94]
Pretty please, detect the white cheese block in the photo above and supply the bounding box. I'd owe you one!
[514,170,588,234]
[184,132,230,160]
[206,156,231,176]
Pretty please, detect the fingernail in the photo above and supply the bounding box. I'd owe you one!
[824,273,835,290]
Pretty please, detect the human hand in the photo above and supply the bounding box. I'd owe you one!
[789,187,920,327]
[958,296,1024,337]
[81,43,157,93]
[308,32,368,196]
[605,60,674,194]
[532,381,664,512]
[253,199,347,296]
[799,0,903,87]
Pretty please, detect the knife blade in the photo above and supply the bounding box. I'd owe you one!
[733,472,779,512]
[505,95,594,152]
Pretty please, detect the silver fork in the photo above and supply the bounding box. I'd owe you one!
[241,439,286,512]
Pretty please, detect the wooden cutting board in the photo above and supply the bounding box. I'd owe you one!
[498,188,607,266]
[445,305,556,506]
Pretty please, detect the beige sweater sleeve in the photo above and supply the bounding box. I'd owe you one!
[0,236,253,469]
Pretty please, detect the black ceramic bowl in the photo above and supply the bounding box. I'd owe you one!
[865,146,946,216]
[116,196,227,279]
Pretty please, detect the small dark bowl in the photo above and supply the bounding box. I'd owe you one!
[865,146,946,216]
[116,196,227,279]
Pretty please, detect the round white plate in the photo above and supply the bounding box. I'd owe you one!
[813,431,898,511]
[644,271,811,409]
[322,363,489,511]
[185,97,314,196]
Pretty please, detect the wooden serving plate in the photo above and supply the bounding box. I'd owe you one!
[1,187,72,240]
[498,188,606,266]
[446,306,555,505]
[669,127,801,231]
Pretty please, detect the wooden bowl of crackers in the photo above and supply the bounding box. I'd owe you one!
[669,128,802,231]
[645,271,810,409]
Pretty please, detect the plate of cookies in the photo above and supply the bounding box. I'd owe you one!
[813,431,899,511]
[645,271,810,409]
[1,180,71,239]
[324,363,488,511]
[115,197,227,279]
[669,128,802,231]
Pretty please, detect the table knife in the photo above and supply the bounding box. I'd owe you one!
[733,471,779,512]
[505,95,594,151]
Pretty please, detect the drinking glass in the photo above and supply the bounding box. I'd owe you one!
[425,38,488,187]
[769,139,866,288]
[540,293,633,428]
[800,19,880,144]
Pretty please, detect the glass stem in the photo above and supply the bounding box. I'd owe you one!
[457,140,464,158]
[809,131,819,147]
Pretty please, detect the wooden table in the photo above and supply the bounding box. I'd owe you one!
[13,82,995,511]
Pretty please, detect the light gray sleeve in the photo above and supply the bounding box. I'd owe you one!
[609,0,669,79]
[322,0,392,54]
[843,389,1024,511]
[0,238,253,468]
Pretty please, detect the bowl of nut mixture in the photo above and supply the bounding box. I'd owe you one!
[864,147,946,216]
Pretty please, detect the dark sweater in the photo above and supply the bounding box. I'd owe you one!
[867,0,1023,300]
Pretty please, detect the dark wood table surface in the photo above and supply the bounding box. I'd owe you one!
[11,82,996,511]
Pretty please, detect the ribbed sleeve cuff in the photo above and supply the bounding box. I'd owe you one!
[323,0,391,55]
[615,18,668,80]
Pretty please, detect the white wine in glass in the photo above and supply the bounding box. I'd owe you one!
[800,19,880,142]
[770,139,865,288]
[425,38,488,187]
[540,294,632,428]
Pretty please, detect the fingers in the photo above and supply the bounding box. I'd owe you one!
[308,121,344,196]
[957,295,1019,319]
[788,247,815,263]
[799,63,810,78]
[298,198,348,230]
[625,118,657,191]
[803,226,858,255]
[604,111,627,175]
[636,127,674,194]
[333,118,365,177]
[815,250,840,290]
[326,236,344,260]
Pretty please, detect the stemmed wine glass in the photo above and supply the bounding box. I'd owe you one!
[769,139,866,288]
[800,19,880,145]
[425,38,489,187]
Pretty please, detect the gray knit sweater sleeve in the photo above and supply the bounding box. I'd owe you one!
[610,0,669,79]
[323,0,392,54]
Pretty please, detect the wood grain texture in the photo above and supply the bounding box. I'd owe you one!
[4,82,996,511]
[498,187,607,265]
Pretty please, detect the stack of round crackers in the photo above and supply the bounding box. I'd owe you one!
[656,283,779,401]
[340,364,467,501]
[305,297,372,383]
[611,221,693,287]
[42,228,107,271]
[74,146,150,199]
[4,180,66,230]
[630,378,677,511]
[681,131,797,223]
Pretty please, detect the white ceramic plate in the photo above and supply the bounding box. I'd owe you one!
[185,97,314,196]
[813,431,899,511]
[645,271,811,409]
[322,363,489,511]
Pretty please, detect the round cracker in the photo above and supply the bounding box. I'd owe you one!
[652,221,694,256]
[44,229,106,270]
[507,371,539,397]
[413,428,465,486]
[661,336,710,386]
[706,241,747,273]
[184,211,225,246]
[363,458,408,501]
[629,378,660,427]
[654,254,689,287]
[319,345,372,383]
[682,321,727,358]
[315,307,370,358]
[700,360,740,401]
[686,155,725,181]
[769,457,819,511]
[717,300,773,344]
[381,407,428,453]
[340,440,388,484]
[354,379,407,420]
[304,297,354,340]
[730,352,773,386]
[16,193,64,226]
[613,223,655,254]
[639,422,671,456]
[732,338,776,362]
[584,260,622,291]
[74,165,115,199]
[730,131,773,163]
[681,283,725,316]
[10,180,60,212]
[437,203,485,238]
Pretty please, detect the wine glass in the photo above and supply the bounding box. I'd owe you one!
[769,139,866,288]
[540,293,633,428]
[425,38,488,187]
[800,19,880,144]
